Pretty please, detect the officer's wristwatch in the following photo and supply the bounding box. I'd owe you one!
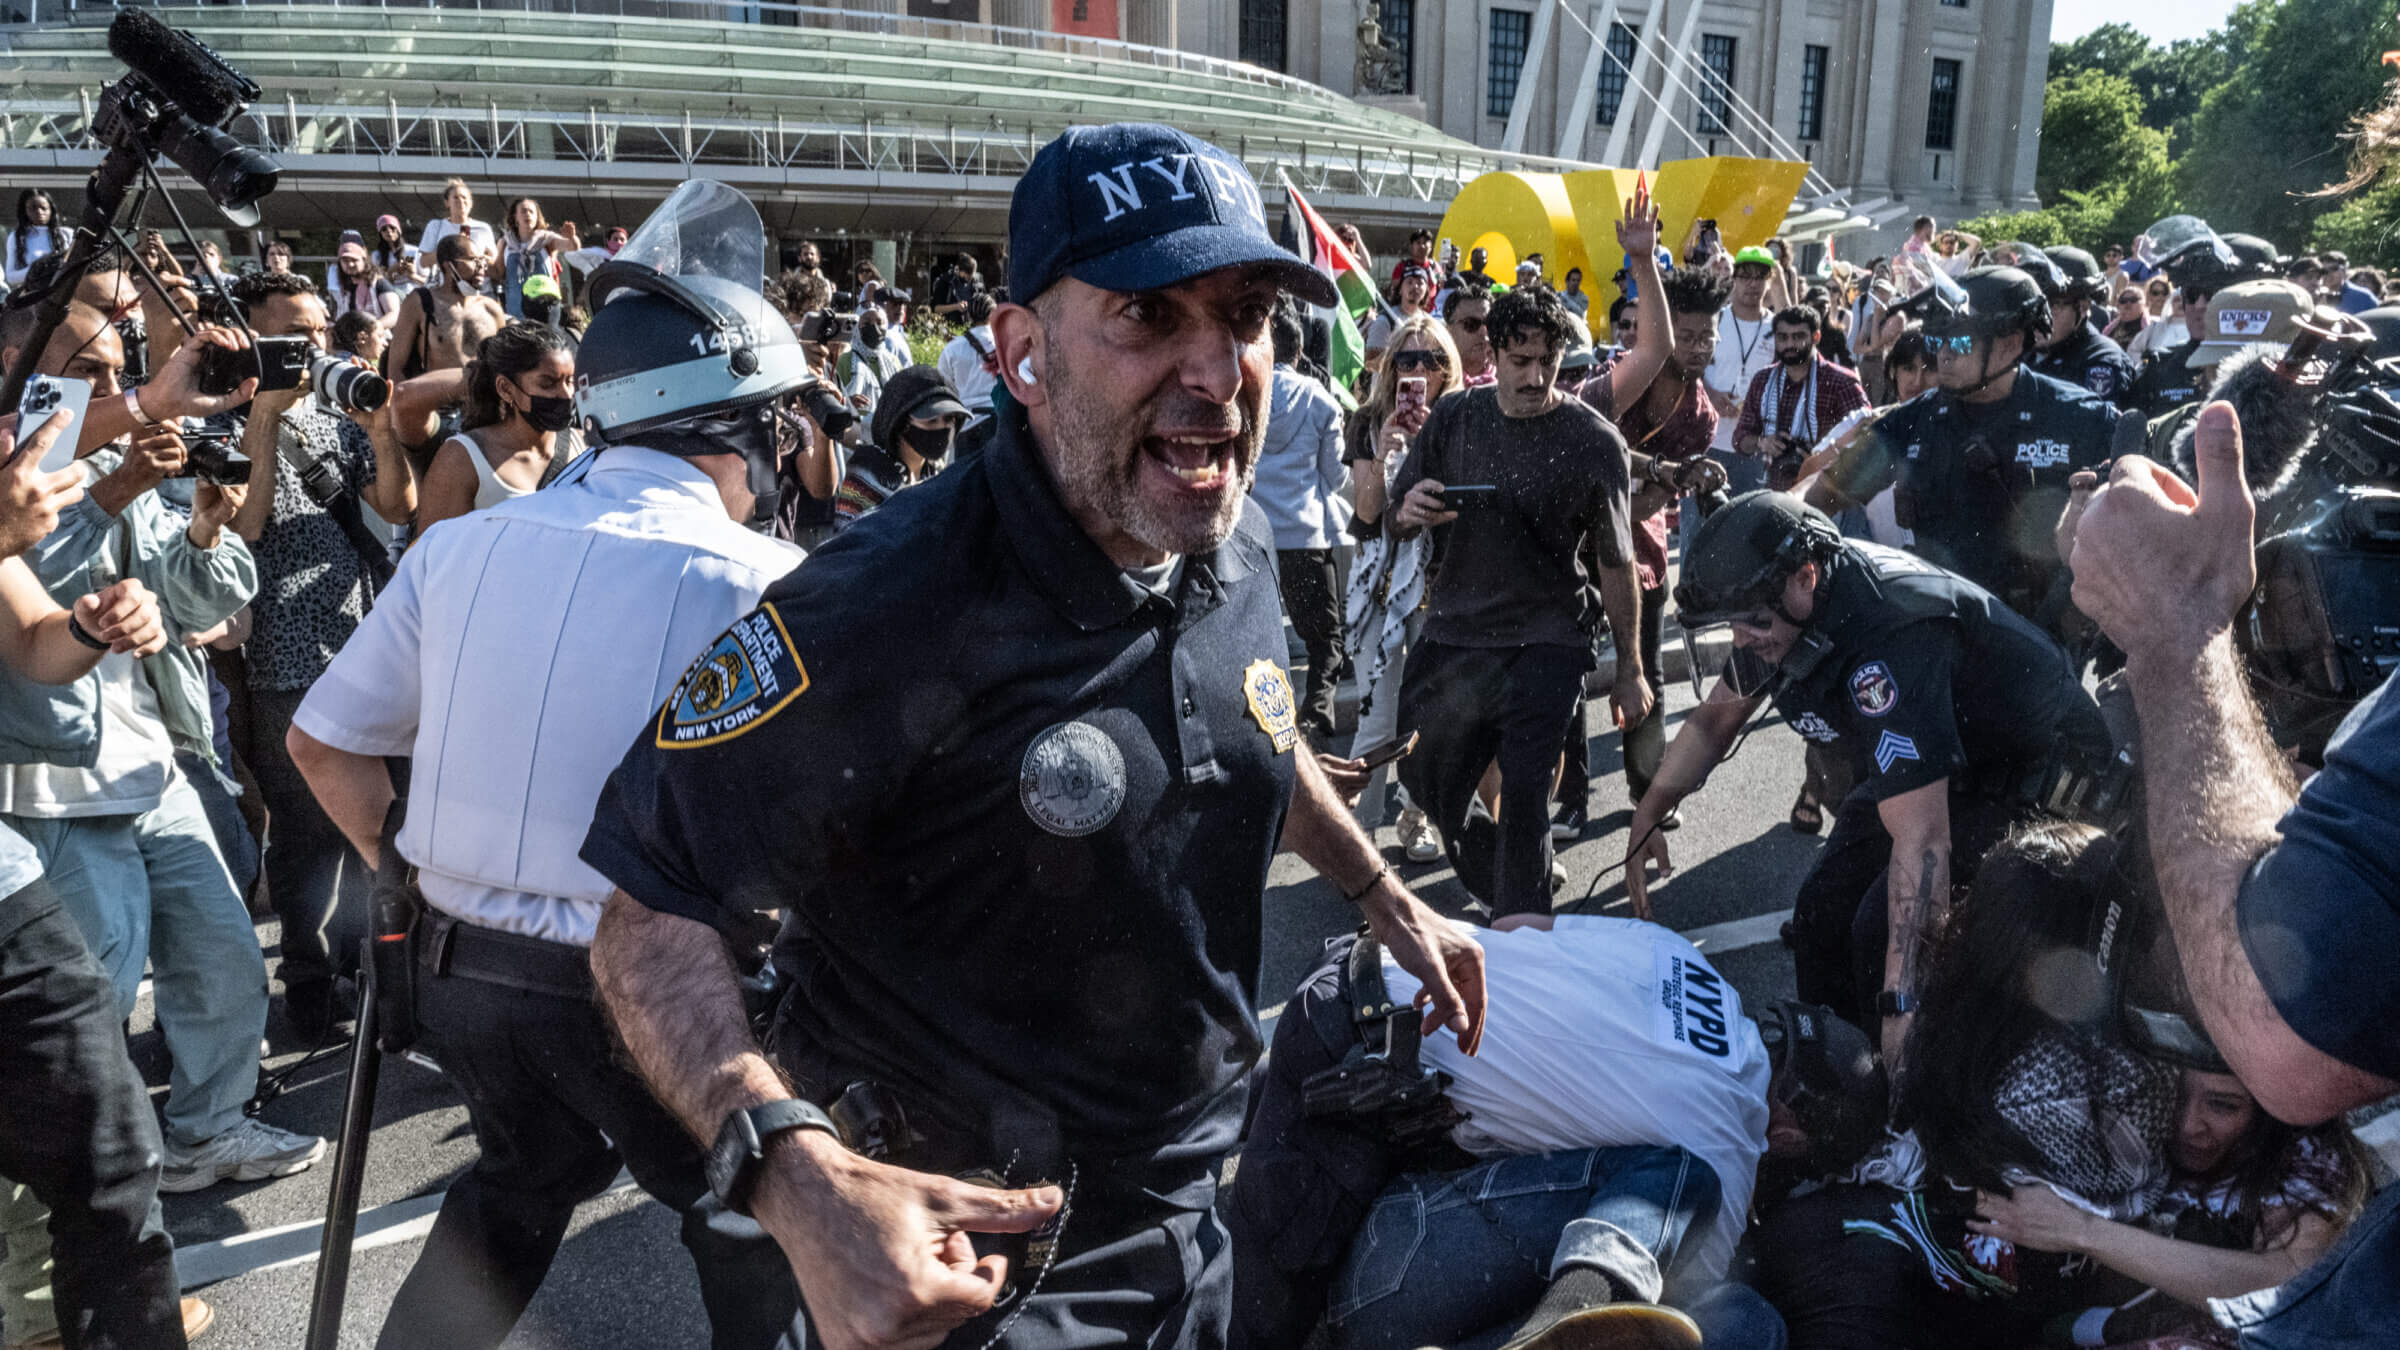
[706,1099,841,1217]
[1874,989,1920,1019]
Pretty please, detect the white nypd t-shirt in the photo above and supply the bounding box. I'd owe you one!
[1381,915,1771,1284]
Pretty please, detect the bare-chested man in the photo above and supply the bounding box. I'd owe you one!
[383,233,503,481]
[388,232,503,380]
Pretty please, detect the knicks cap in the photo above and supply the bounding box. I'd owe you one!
[1007,122,1338,308]
[2193,279,2315,368]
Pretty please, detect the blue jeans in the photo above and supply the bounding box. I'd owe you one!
[1324,1146,1718,1350]
[177,749,257,903]
[6,773,270,1145]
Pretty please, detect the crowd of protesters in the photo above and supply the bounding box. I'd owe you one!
[0,127,2393,1350]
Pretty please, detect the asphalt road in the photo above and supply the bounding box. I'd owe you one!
[94,667,1821,1350]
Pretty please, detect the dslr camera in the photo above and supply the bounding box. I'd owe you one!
[170,416,251,486]
[797,290,860,346]
[194,337,390,414]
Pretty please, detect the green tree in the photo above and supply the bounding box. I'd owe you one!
[2036,72,2168,206]
[2180,0,2395,249]
[2310,175,2400,269]
[1955,208,2070,250]
[2048,22,2231,154]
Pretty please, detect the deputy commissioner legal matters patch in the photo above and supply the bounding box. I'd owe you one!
[656,606,810,748]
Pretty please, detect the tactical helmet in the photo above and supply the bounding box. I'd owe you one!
[2151,215,2252,295]
[2043,246,2112,305]
[1903,266,2050,346]
[1672,491,1844,626]
[2220,233,2283,282]
[1756,1001,1888,1176]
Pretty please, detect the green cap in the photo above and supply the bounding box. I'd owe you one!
[1733,245,1777,271]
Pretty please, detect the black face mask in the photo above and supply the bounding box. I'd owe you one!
[857,316,887,346]
[522,393,577,434]
[900,422,954,465]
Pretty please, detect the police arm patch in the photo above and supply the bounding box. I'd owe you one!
[655,606,810,749]
[1242,658,1300,754]
[1873,729,1920,774]
[1849,660,1900,717]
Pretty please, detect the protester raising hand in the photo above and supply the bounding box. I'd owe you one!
[0,406,87,558]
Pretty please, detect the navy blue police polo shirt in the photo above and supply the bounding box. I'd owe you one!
[1742,541,2110,801]
[581,407,1301,1186]
[1827,368,2117,611]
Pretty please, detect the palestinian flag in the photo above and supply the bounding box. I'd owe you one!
[1279,173,1376,399]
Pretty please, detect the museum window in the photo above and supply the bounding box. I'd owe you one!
[1240,0,1286,71]
[1488,8,1532,118]
[1926,56,1961,150]
[1798,44,1827,141]
[1695,33,1735,135]
[1381,0,1416,95]
[1596,21,1637,125]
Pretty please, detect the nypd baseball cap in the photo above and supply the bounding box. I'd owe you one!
[1008,123,1338,309]
[2193,279,2316,368]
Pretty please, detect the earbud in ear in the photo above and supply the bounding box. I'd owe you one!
[1017,356,1038,386]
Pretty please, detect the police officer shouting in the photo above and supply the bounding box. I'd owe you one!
[1623,494,2110,1069]
[2025,246,2138,409]
[580,124,1488,1350]
[285,183,817,1349]
[1808,267,2118,632]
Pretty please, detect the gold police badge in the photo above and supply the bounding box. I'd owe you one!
[1241,658,1299,754]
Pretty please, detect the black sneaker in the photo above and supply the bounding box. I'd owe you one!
[281,979,345,1044]
[1549,801,1588,842]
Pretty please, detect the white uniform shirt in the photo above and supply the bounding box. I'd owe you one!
[1706,309,1777,452]
[292,448,801,947]
[937,327,1000,423]
[1380,916,1771,1284]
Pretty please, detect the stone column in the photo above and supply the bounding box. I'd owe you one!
[1855,0,1905,193]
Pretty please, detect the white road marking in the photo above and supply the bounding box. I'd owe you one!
[176,1171,637,1291]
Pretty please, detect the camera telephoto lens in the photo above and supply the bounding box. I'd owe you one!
[309,353,389,414]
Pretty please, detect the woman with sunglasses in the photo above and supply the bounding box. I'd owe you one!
[2102,286,2151,347]
[1339,317,1460,860]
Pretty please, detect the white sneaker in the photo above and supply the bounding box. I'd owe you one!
[158,1117,327,1193]
[1398,809,1442,863]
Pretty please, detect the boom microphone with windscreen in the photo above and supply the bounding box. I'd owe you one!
[90,10,278,225]
[105,7,259,129]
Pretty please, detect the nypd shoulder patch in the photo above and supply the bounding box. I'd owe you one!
[1873,729,1920,774]
[1849,661,1900,718]
[655,606,810,749]
[1242,659,1299,755]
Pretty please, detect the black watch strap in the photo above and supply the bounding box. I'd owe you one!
[707,1098,841,1217]
[1875,989,1920,1018]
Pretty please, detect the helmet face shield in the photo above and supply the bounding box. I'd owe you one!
[602,180,771,304]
